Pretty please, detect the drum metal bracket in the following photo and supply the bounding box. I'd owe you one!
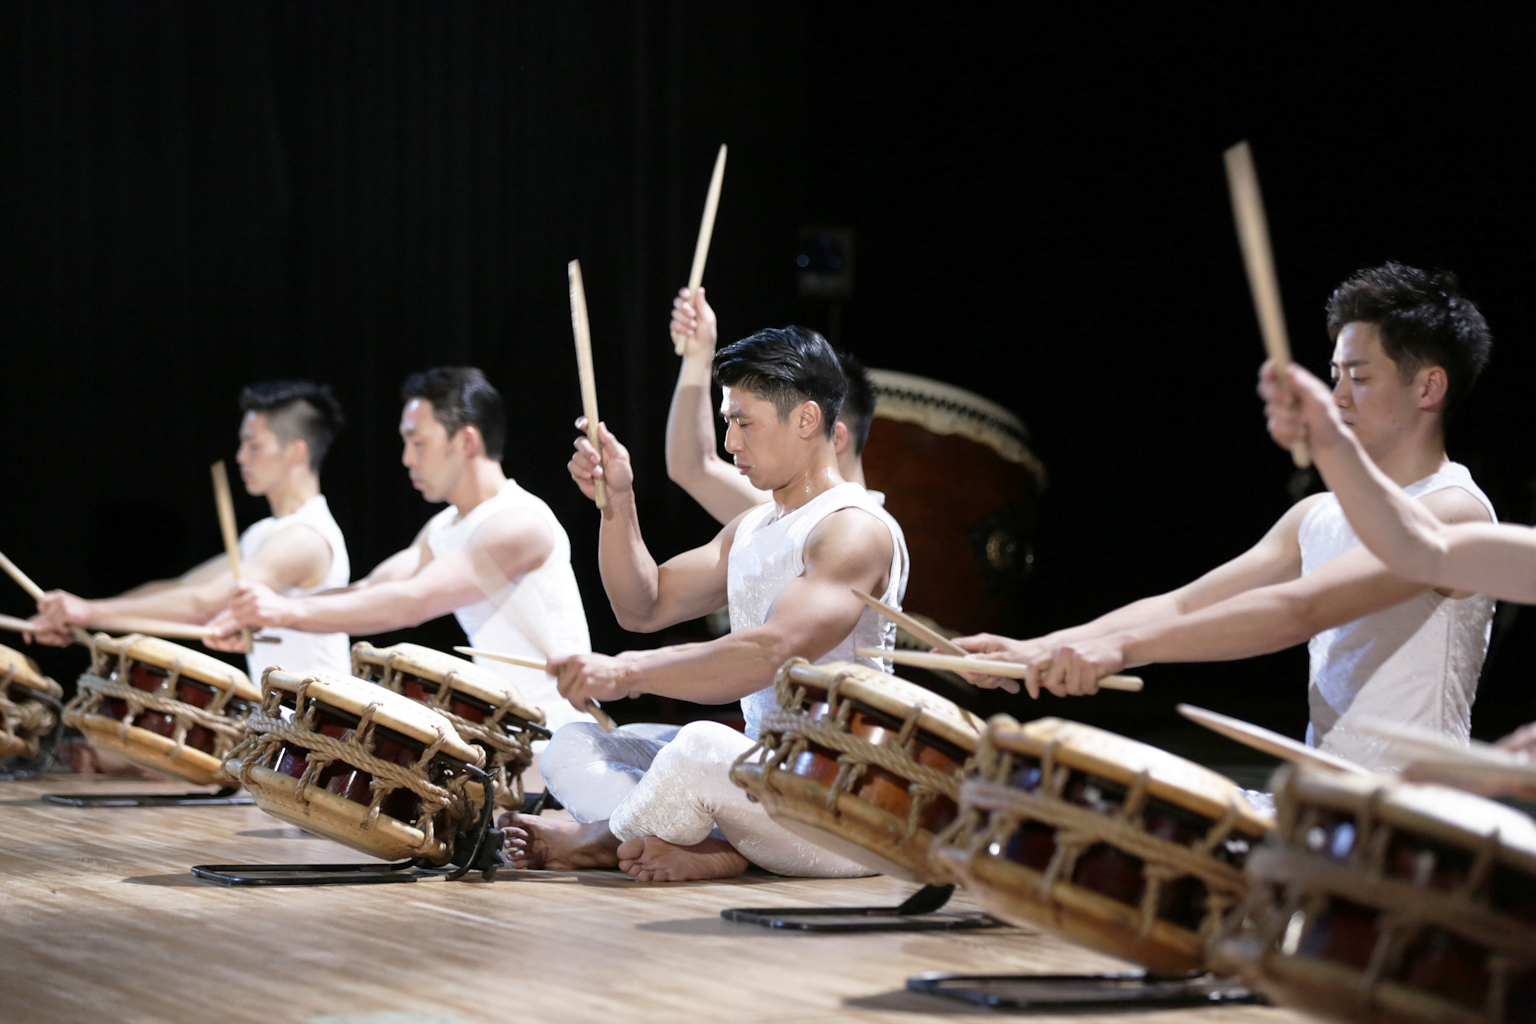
[42,785,255,807]
[906,970,1264,1010]
[189,764,506,887]
[721,883,1004,933]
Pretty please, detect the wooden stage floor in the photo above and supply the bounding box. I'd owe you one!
[1,776,1311,1024]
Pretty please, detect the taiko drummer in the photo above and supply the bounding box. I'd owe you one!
[32,380,352,683]
[508,326,906,882]
[953,264,1497,773]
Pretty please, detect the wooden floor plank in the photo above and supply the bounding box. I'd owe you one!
[0,776,1311,1024]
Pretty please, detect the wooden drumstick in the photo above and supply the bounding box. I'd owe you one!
[1351,715,1528,767]
[0,612,38,634]
[0,548,46,602]
[1224,140,1309,469]
[1178,703,1369,775]
[210,460,254,651]
[859,647,1144,692]
[675,144,728,356]
[568,260,608,511]
[455,644,616,732]
[851,590,1021,696]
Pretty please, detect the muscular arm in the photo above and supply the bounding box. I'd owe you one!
[231,510,551,637]
[1267,362,1536,603]
[556,507,895,706]
[41,527,332,627]
[954,496,1318,682]
[1042,487,1493,694]
[664,286,768,523]
[572,416,742,632]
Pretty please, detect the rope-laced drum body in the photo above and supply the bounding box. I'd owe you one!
[863,370,1047,636]
[731,658,985,883]
[0,643,63,764]
[63,634,258,786]
[225,669,484,864]
[930,716,1272,976]
[351,641,547,807]
[1211,766,1536,1024]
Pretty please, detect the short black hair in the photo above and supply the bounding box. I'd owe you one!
[239,380,345,472]
[1326,263,1492,419]
[837,351,875,456]
[712,326,846,439]
[400,366,506,460]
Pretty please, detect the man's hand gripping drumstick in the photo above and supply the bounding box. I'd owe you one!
[1226,140,1310,469]
[455,645,616,732]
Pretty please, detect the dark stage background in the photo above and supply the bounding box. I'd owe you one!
[3,4,1533,748]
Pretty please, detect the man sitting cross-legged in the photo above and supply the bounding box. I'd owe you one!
[503,326,907,881]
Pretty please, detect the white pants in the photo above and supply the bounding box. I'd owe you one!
[541,720,872,878]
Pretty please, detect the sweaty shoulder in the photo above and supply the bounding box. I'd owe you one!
[806,505,895,574]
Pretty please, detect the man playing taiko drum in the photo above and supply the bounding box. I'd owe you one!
[211,368,597,737]
[32,380,352,683]
[505,326,905,881]
[1261,347,1536,791]
[953,264,1497,772]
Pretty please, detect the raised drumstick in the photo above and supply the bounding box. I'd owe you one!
[1224,140,1309,469]
[455,644,615,732]
[1178,703,1368,775]
[851,590,1020,696]
[211,460,254,651]
[0,549,46,602]
[675,144,728,356]
[858,647,1144,692]
[568,260,608,511]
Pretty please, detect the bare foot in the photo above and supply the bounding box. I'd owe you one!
[615,834,750,882]
[59,739,164,779]
[497,812,621,870]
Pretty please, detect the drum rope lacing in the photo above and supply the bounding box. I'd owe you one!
[63,636,249,762]
[934,733,1252,939]
[1215,766,1536,1017]
[733,658,974,847]
[369,649,538,805]
[226,678,481,852]
[0,664,57,755]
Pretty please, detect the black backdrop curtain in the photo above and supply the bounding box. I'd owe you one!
[3,3,1534,739]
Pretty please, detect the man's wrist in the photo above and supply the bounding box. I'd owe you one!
[619,652,646,699]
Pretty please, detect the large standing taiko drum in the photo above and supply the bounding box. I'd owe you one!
[1211,765,1536,1024]
[863,370,1046,636]
[63,634,259,786]
[930,716,1273,976]
[731,658,985,882]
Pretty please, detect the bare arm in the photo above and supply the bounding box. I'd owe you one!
[1266,361,1536,603]
[570,416,741,631]
[951,495,1318,689]
[550,506,895,707]
[226,509,551,637]
[39,526,332,627]
[664,286,769,523]
[1040,486,1493,695]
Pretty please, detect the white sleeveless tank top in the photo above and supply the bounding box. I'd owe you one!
[732,482,910,739]
[423,480,595,732]
[238,494,352,682]
[1300,461,1496,770]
